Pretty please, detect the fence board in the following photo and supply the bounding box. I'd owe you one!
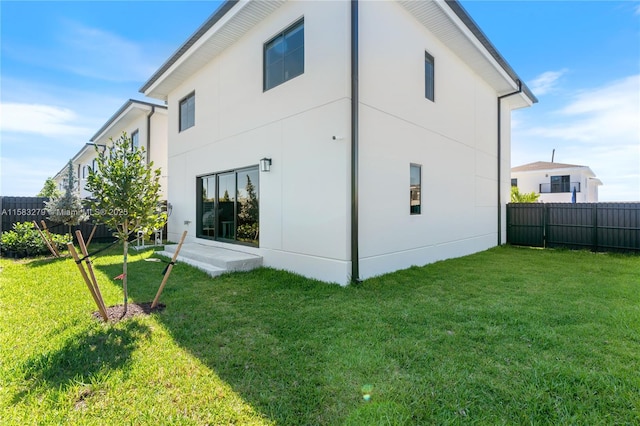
[1,196,116,242]
[507,202,640,253]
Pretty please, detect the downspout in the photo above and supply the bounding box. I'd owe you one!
[146,105,156,160]
[350,0,360,284]
[496,80,521,246]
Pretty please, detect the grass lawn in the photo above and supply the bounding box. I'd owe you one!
[1,245,639,424]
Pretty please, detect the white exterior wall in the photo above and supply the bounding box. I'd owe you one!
[148,110,169,198]
[93,109,169,199]
[76,149,98,199]
[357,1,508,279]
[513,168,599,203]
[165,1,353,284]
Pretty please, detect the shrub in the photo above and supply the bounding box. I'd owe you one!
[0,222,67,258]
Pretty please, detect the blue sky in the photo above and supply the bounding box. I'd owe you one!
[1,0,639,201]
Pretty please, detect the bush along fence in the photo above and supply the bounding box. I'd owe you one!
[1,196,116,244]
[507,202,640,253]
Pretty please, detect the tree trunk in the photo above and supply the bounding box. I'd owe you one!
[123,238,128,314]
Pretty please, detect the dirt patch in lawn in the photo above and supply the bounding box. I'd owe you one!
[92,302,165,322]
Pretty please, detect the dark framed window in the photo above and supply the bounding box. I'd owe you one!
[410,164,421,215]
[511,178,518,187]
[425,51,435,102]
[551,175,570,193]
[131,130,139,150]
[264,19,304,91]
[196,166,260,246]
[179,92,195,132]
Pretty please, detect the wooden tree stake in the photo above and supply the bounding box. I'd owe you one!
[68,242,108,321]
[151,230,187,309]
[76,230,107,316]
[40,220,60,257]
[33,221,58,258]
[86,224,98,249]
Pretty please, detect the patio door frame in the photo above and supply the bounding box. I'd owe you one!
[196,165,259,247]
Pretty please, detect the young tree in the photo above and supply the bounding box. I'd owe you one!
[85,132,166,314]
[510,186,541,203]
[45,161,88,239]
[37,177,61,198]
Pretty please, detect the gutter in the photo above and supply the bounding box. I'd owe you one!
[147,105,156,159]
[496,80,522,246]
[350,0,360,284]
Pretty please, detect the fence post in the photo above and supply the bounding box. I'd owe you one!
[543,203,548,248]
[592,203,598,252]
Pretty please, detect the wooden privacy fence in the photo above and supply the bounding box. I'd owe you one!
[507,202,640,253]
[1,196,116,242]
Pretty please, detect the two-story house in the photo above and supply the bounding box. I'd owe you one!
[140,0,537,284]
[53,99,168,199]
[511,161,602,203]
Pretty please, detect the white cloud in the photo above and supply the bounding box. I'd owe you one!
[0,103,92,137]
[529,69,568,96]
[56,21,159,82]
[513,74,640,201]
[527,75,640,143]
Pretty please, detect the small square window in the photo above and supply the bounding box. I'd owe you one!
[179,93,195,132]
[264,20,304,91]
[410,164,421,215]
[425,51,435,102]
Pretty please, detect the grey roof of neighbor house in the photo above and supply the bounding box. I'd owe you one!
[139,0,537,104]
[89,99,167,142]
[511,161,589,172]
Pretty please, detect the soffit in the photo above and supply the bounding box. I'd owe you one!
[399,0,535,107]
[143,0,285,100]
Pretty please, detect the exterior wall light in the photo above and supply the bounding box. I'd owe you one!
[260,157,272,172]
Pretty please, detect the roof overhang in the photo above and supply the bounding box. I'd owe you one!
[141,0,537,108]
[401,0,536,108]
[141,0,285,100]
[90,99,167,143]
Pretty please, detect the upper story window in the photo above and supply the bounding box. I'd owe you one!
[511,178,518,187]
[425,51,435,102]
[82,165,88,179]
[551,175,570,193]
[131,130,139,150]
[179,92,195,132]
[264,19,304,91]
[410,164,422,215]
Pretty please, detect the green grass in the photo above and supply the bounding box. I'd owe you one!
[1,245,639,424]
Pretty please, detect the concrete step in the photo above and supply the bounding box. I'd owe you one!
[155,252,227,278]
[157,243,262,277]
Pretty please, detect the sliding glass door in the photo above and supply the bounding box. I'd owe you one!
[197,166,259,246]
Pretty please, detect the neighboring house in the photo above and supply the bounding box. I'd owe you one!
[90,99,169,199]
[53,99,168,199]
[52,145,95,198]
[511,161,602,203]
[140,0,537,284]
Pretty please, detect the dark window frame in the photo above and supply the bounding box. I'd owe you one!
[425,50,435,102]
[263,18,305,91]
[179,92,195,132]
[196,165,260,247]
[410,163,422,215]
[550,175,570,193]
[131,129,140,150]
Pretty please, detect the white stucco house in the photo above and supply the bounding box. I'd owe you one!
[53,99,168,199]
[511,161,602,203]
[140,0,537,284]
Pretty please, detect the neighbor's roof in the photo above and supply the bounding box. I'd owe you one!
[140,0,537,104]
[511,161,589,172]
[90,99,167,142]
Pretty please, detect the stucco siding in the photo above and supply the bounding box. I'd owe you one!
[357,1,505,279]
